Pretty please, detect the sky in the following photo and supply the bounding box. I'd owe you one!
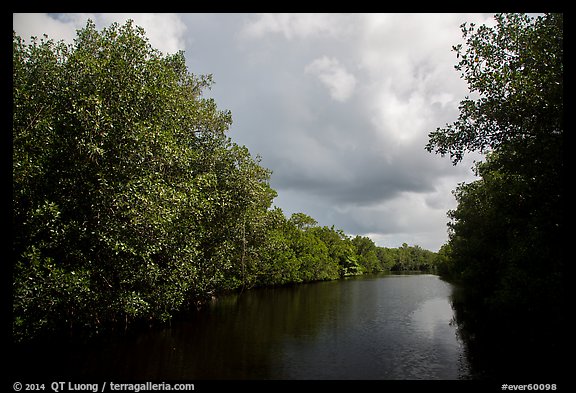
[13,13,497,251]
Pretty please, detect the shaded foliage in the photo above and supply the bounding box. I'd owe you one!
[428,13,564,379]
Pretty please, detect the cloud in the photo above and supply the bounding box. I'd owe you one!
[13,13,496,250]
[112,13,187,54]
[355,14,496,146]
[371,89,430,144]
[13,13,79,43]
[13,13,186,55]
[242,13,356,40]
[305,56,357,102]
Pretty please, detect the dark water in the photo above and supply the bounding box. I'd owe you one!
[13,274,470,380]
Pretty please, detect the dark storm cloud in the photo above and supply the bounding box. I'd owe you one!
[13,12,495,250]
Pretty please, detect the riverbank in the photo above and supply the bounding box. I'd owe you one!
[11,274,465,380]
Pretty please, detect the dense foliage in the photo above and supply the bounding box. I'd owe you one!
[427,13,563,378]
[13,21,438,342]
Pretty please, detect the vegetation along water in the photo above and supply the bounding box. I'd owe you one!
[12,274,467,380]
[12,13,564,381]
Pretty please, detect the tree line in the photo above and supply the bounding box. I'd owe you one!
[12,20,439,342]
[426,13,563,379]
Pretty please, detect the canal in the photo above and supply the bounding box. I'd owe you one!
[12,274,470,379]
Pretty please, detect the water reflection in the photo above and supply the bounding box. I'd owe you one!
[12,274,470,380]
[273,275,467,379]
[412,297,455,338]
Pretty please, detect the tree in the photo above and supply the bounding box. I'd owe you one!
[376,247,397,271]
[425,12,563,296]
[351,236,380,273]
[289,212,318,231]
[426,13,562,165]
[426,13,563,378]
[13,20,275,341]
[251,208,301,286]
[310,226,358,277]
[435,243,452,277]
[284,214,340,282]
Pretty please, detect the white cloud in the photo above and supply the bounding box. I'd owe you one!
[242,13,355,40]
[111,13,186,54]
[13,13,186,54]
[430,92,455,108]
[339,191,449,251]
[348,13,494,149]
[371,89,431,145]
[13,13,496,251]
[305,56,357,102]
[13,13,79,43]
[230,13,496,249]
